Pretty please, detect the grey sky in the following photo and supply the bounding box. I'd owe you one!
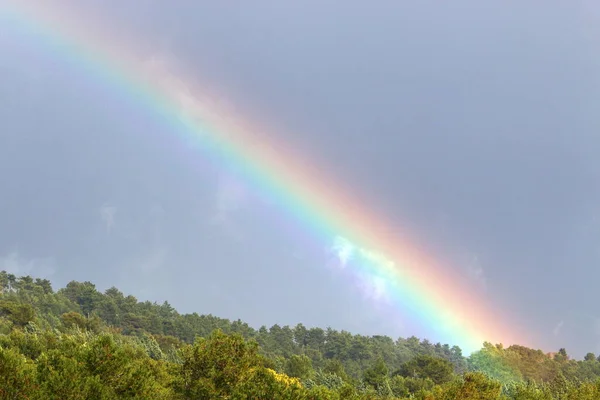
[1,1,599,357]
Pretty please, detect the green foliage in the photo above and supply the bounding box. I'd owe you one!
[503,380,554,400]
[468,342,523,383]
[0,346,37,399]
[395,354,454,384]
[286,354,314,380]
[231,367,307,400]
[438,372,502,400]
[0,299,35,327]
[304,370,346,391]
[389,375,435,398]
[363,356,392,395]
[176,329,264,398]
[1,271,600,399]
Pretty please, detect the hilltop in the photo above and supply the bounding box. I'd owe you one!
[1,270,600,399]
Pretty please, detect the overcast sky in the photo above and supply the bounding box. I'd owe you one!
[1,1,599,358]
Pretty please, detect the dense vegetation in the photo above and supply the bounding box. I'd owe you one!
[1,271,600,399]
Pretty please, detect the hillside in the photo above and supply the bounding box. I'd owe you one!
[1,271,600,399]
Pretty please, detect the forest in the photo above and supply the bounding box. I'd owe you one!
[1,271,600,399]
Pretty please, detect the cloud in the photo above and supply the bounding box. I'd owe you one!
[100,203,117,235]
[141,51,222,128]
[98,203,164,243]
[359,274,390,303]
[553,320,564,337]
[327,235,394,304]
[0,251,56,278]
[140,49,254,159]
[330,236,355,268]
[141,52,204,131]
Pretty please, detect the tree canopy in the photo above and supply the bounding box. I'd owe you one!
[0,271,599,399]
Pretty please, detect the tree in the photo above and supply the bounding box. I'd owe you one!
[176,330,263,398]
[554,348,569,362]
[396,354,454,384]
[363,356,392,395]
[7,271,600,399]
[439,372,501,400]
[467,342,522,383]
[323,359,350,382]
[284,354,314,380]
[60,311,88,330]
[0,300,35,327]
[231,367,306,400]
[0,346,36,399]
[293,323,308,348]
[60,281,101,316]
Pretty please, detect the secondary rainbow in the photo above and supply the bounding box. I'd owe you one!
[2,1,529,353]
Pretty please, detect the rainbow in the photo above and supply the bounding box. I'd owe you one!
[1,1,530,354]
